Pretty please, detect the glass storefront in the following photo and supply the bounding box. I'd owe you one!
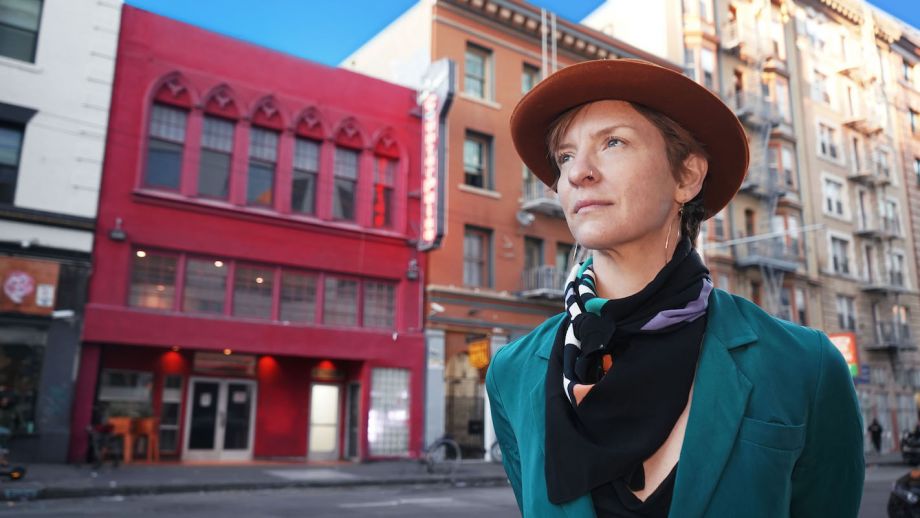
[0,344,44,434]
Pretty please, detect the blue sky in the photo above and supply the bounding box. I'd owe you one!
[124,0,919,67]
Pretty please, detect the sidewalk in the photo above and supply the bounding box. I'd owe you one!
[866,451,906,467]
[0,459,510,502]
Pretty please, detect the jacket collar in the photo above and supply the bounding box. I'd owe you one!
[530,288,758,517]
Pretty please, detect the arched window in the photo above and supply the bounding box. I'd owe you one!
[198,85,239,200]
[332,118,364,222]
[247,97,285,208]
[372,129,400,229]
[291,107,325,216]
[145,74,193,190]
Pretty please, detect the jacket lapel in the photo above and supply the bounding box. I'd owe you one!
[670,289,756,518]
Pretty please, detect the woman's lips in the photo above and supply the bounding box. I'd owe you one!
[573,200,612,214]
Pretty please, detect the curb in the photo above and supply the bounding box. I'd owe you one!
[1,475,511,502]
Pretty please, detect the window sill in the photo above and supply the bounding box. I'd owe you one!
[816,153,845,167]
[132,188,410,243]
[0,55,43,74]
[458,92,502,111]
[457,184,501,199]
[822,211,852,224]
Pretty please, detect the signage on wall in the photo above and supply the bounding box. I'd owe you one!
[828,332,860,377]
[468,338,491,370]
[0,257,59,316]
[193,352,256,376]
[417,58,455,252]
[312,360,344,381]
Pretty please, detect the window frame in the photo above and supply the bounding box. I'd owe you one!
[463,225,493,288]
[144,103,189,191]
[0,120,25,205]
[197,114,235,200]
[128,249,179,311]
[464,43,493,100]
[332,145,361,221]
[0,0,43,63]
[246,125,279,208]
[463,130,493,190]
[291,137,321,216]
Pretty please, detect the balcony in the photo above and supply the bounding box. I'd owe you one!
[842,109,883,136]
[734,238,800,272]
[865,320,914,351]
[520,265,566,299]
[880,217,902,239]
[521,177,564,218]
[739,166,787,199]
[861,271,908,294]
[720,19,768,62]
[855,217,901,240]
[727,90,778,127]
[837,54,874,85]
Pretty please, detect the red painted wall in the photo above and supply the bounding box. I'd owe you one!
[73,5,426,461]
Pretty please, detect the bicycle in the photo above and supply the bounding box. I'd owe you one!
[489,440,502,464]
[422,435,462,475]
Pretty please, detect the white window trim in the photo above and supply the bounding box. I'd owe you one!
[862,242,877,283]
[854,186,872,230]
[835,294,857,330]
[879,195,903,238]
[820,172,850,221]
[815,118,844,166]
[826,229,856,278]
[889,247,910,289]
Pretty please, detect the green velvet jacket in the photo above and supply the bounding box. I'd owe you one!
[486,288,864,517]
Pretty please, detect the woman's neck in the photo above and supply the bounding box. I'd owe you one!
[590,230,680,300]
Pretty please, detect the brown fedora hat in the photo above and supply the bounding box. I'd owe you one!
[510,58,749,219]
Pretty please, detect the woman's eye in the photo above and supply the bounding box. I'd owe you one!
[606,137,622,148]
[557,153,572,165]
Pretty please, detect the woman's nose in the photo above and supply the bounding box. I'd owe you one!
[566,153,598,186]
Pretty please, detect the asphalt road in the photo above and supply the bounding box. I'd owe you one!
[0,484,519,517]
[0,465,907,518]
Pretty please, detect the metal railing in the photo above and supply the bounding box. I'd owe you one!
[876,321,912,346]
[520,266,567,297]
[734,237,800,272]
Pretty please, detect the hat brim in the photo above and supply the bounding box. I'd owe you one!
[510,59,749,219]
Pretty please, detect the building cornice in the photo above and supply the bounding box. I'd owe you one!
[439,0,680,71]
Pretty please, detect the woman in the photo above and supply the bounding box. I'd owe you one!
[486,59,864,517]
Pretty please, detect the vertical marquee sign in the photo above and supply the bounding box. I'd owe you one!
[417,58,455,251]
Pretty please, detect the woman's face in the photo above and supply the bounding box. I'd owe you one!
[554,100,684,252]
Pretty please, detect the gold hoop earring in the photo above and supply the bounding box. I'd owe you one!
[665,203,683,259]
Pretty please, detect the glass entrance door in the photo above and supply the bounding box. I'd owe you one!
[308,383,341,461]
[184,377,256,461]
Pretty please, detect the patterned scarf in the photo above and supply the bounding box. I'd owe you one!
[545,236,712,505]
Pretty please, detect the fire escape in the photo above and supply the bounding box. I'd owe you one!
[720,0,799,317]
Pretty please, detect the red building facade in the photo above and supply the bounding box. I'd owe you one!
[68,6,426,463]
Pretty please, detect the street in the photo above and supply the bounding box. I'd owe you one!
[0,484,519,517]
[861,464,903,518]
[0,466,905,518]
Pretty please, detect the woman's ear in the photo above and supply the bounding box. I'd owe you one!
[676,153,708,203]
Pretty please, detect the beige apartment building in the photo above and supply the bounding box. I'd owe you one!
[584,0,920,451]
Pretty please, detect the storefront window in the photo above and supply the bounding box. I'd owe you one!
[368,368,409,456]
[0,345,44,434]
[129,251,177,310]
[97,369,153,418]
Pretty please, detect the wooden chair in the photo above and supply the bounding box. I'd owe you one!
[132,417,160,462]
[106,417,134,464]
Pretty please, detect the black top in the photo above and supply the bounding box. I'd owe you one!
[591,463,678,517]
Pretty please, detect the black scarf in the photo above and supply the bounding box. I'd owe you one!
[544,236,711,505]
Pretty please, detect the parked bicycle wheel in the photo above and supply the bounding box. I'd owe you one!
[425,437,461,475]
[490,440,502,464]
